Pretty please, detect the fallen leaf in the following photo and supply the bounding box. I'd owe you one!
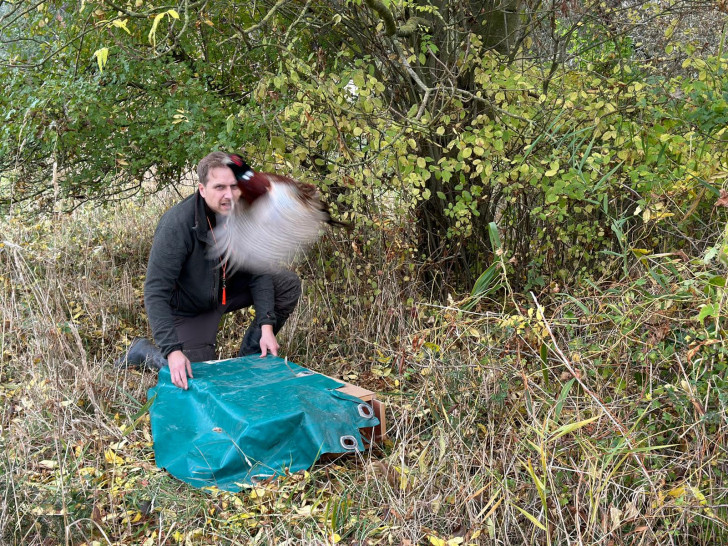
[715,189,728,208]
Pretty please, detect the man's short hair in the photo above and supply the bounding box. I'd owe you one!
[197,151,231,186]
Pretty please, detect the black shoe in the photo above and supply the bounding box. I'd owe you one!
[114,338,167,370]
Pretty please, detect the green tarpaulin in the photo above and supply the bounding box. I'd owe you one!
[148,355,378,491]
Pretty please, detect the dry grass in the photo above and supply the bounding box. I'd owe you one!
[1,195,727,545]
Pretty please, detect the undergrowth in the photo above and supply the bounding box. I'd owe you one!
[1,193,727,545]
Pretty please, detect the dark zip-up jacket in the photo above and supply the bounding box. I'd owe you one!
[144,191,276,357]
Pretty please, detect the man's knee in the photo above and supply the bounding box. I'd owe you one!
[272,270,301,312]
[173,311,221,362]
[183,345,217,363]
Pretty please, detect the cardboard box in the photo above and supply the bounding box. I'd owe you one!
[335,381,386,443]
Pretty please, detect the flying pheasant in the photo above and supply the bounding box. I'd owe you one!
[208,154,347,273]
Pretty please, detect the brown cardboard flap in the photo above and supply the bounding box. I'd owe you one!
[330,376,386,442]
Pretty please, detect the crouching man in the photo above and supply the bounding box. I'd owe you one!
[118,151,301,390]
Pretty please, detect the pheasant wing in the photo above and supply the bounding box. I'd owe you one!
[211,181,328,273]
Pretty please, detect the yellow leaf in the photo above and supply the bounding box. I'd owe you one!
[148,12,165,46]
[249,488,268,499]
[148,9,179,47]
[428,536,446,546]
[104,448,125,465]
[524,459,545,493]
[93,47,109,72]
[111,18,131,33]
[669,485,685,498]
[544,160,559,177]
[550,415,600,440]
[417,445,429,473]
[691,485,706,504]
[513,504,547,531]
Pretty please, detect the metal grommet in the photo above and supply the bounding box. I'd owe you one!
[295,370,314,377]
[340,435,358,451]
[357,403,375,419]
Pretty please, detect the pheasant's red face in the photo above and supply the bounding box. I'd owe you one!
[200,166,241,215]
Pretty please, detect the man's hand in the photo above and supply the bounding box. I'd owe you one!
[259,325,279,357]
[168,350,193,389]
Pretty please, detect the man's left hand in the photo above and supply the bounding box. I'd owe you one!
[259,324,279,357]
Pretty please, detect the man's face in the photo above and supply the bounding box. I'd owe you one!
[199,166,241,215]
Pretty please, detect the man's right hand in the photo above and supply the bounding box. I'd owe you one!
[168,350,193,390]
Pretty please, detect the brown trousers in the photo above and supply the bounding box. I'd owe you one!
[173,270,301,362]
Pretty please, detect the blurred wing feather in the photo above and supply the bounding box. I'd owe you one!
[211,182,328,273]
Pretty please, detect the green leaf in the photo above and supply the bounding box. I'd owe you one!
[696,303,719,323]
[271,136,286,152]
[554,378,575,423]
[123,394,157,437]
[487,222,501,251]
[469,262,500,299]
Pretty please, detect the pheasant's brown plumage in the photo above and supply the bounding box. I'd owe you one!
[206,154,348,273]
